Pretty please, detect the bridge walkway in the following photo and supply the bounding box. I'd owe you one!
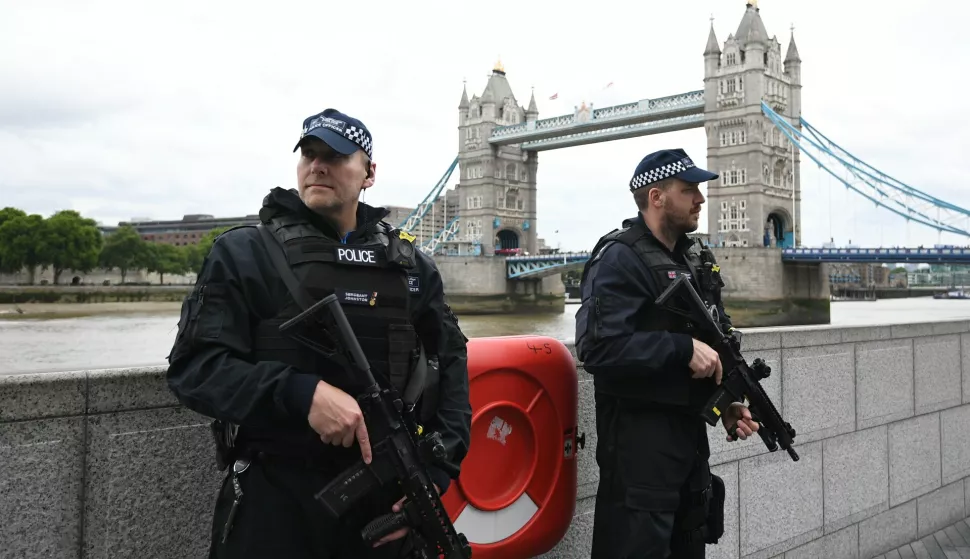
[874,517,970,559]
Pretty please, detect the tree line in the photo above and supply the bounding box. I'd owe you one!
[0,207,230,285]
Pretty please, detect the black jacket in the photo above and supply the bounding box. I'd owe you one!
[166,187,472,492]
[575,214,733,406]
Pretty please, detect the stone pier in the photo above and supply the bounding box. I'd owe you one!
[436,256,566,315]
[714,247,830,328]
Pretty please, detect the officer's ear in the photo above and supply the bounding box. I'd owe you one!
[361,153,376,189]
[647,178,676,208]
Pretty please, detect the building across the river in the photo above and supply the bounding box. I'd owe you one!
[99,214,261,246]
[98,187,467,249]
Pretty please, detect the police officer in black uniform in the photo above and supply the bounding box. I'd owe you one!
[575,148,760,558]
[166,108,472,559]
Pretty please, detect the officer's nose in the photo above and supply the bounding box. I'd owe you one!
[309,156,330,175]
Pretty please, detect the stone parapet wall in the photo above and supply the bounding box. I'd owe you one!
[1,320,969,558]
[541,320,970,559]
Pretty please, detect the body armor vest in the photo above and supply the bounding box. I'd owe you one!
[245,214,423,452]
[584,223,722,411]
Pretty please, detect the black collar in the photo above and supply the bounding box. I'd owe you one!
[623,212,695,255]
[259,187,390,242]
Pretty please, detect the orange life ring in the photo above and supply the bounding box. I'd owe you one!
[442,336,584,559]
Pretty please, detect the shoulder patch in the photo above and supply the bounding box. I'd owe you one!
[398,229,416,243]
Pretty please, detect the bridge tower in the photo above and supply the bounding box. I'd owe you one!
[704,1,803,248]
[457,60,539,256]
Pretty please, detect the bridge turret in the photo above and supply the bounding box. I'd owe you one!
[480,85,496,121]
[704,1,802,249]
[526,88,538,123]
[455,61,539,257]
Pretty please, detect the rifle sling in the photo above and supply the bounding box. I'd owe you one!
[257,223,316,311]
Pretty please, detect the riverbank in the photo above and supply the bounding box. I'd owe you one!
[0,301,183,320]
[0,285,191,305]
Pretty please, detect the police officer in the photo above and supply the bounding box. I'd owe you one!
[575,148,759,559]
[166,108,472,559]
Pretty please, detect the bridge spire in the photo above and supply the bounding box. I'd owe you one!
[704,19,721,56]
[459,79,469,109]
[785,25,802,64]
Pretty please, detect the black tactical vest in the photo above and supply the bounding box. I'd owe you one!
[248,214,421,442]
[583,222,722,410]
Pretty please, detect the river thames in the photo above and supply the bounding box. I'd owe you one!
[2,297,970,375]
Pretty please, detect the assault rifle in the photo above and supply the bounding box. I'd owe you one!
[656,274,799,461]
[279,294,472,558]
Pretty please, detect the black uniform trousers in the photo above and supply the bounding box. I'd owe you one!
[209,452,412,559]
[591,393,712,559]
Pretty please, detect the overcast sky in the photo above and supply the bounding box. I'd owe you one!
[2,0,969,251]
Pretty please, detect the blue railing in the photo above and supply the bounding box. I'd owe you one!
[506,252,591,279]
[783,247,970,263]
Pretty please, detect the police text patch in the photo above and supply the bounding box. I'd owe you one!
[335,247,379,266]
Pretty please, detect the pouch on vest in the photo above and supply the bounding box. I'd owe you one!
[388,323,417,394]
[417,355,440,424]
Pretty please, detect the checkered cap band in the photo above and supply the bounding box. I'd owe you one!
[343,125,373,158]
[302,116,373,159]
[629,158,695,191]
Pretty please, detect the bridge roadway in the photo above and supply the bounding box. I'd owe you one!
[503,246,970,280]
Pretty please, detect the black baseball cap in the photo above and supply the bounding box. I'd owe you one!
[293,108,374,159]
[629,148,718,191]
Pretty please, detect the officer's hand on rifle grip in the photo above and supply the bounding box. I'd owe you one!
[689,339,723,385]
[724,402,759,442]
[308,380,373,464]
[372,483,441,548]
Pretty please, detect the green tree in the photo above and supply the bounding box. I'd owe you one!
[0,214,49,284]
[0,207,26,228]
[0,207,28,274]
[99,225,150,283]
[146,243,190,284]
[41,210,103,284]
[187,227,231,274]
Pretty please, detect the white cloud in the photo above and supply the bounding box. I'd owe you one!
[2,0,969,251]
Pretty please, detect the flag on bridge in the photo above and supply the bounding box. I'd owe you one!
[549,93,558,100]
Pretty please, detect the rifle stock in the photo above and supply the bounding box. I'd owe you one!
[279,294,472,558]
[656,275,800,462]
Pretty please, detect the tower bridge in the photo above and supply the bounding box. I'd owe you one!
[399,2,970,324]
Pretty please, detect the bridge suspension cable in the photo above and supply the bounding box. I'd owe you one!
[397,156,459,233]
[762,102,970,238]
[420,215,460,255]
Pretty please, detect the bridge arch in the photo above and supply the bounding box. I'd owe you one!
[496,229,520,251]
[765,208,794,248]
